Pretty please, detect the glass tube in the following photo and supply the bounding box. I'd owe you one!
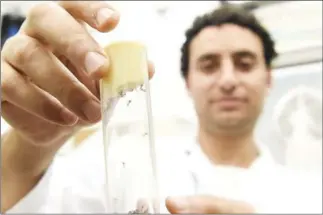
[100,41,159,214]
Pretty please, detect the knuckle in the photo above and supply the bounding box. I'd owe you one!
[1,80,13,97]
[56,78,80,104]
[9,35,43,66]
[1,63,16,96]
[56,82,68,101]
[1,35,19,58]
[27,2,57,22]
[65,33,90,57]
[58,1,78,10]
[0,79,13,97]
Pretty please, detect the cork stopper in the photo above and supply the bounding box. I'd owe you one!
[101,41,148,98]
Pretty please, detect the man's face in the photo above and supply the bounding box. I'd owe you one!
[187,24,271,134]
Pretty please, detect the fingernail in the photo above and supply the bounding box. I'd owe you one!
[168,197,190,213]
[84,52,107,75]
[82,100,101,122]
[97,8,116,27]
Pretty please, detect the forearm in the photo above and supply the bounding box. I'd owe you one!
[0,129,71,212]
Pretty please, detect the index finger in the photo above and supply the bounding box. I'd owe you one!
[58,1,120,32]
[23,2,109,79]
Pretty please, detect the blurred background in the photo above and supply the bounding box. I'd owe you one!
[1,1,322,172]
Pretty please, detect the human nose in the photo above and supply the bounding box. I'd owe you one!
[217,59,239,94]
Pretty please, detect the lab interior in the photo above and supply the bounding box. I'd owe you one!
[1,1,322,213]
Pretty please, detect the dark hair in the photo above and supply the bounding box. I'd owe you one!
[180,5,278,79]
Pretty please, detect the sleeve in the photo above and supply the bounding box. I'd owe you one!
[4,131,112,213]
[6,164,57,213]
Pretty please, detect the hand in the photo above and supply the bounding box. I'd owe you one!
[166,195,255,214]
[1,1,154,146]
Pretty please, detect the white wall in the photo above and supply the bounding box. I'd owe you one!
[255,1,322,53]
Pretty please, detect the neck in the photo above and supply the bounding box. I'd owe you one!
[198,127,259,168]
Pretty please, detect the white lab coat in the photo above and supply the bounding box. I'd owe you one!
[6,132,322,213]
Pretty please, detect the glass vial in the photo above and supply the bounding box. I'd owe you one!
[100,41,159,214]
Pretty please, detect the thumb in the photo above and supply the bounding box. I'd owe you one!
[166,195,255,214]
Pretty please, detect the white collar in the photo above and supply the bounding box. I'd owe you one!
[176,138,279,201]
[181,138,277,173]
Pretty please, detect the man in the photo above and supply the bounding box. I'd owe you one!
[1,1,321,213]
